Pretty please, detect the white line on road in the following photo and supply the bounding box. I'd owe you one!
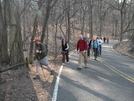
[52,51,75,101]
[52,65,63,101]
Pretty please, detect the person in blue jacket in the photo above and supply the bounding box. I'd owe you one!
[93,39,99,60]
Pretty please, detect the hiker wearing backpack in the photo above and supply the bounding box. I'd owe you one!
[61,38,69,65]
[93,39,99,60]
[33,38,55,80]
[83,36,89,57]
[76,35,88,70]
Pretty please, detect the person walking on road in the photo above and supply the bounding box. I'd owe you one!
[107,37,109,43]
[103,37,106,43]
[76,35,88,70]
[87,38,92,58]
[33,38,55,80]
[93,39,99,60]
[61,38,69,65]
[98,38,103,55]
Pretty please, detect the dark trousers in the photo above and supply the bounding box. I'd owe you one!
[93,48,98,59]
[62,51,69,63]
[99,45,102,55]
[87,48,90,57]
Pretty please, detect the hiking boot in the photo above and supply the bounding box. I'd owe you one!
[50,70,55,75]
[33,75,40,80]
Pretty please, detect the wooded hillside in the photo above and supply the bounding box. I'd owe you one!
[0,0,134,101]
[0,0,134,66]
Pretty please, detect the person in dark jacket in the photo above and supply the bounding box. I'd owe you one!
[103,37,106,43]
[33,38,54,80]
[61,38,69,65]
[87,38,92,58]
[76,35,88,70]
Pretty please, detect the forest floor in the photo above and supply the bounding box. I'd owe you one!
[0,40,134,101]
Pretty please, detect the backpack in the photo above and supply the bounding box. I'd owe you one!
[78,40,85,47]
[93,42,98,48]
[83,36,90,49]
[44,44,48,55]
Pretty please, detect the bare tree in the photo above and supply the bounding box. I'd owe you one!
[0,1,9,65]
[9,0,24,65]
[88,0,93,38]
[41,0,57,42]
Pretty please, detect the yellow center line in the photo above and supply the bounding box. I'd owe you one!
[98,58,134,84]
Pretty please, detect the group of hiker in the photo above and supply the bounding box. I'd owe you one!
[32,35,106,79]
[103,37,109,43]
[75,35,103,70]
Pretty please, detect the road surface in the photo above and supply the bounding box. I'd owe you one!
[52,40,134,101]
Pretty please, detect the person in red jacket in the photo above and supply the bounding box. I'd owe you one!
[76,35,88,70]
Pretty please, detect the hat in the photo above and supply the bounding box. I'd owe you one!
[83,36,87,40]
[33,38,40,42]
[62,38,65,41]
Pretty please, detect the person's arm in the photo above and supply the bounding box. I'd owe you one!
[84,40,88,50]
[65,43,69,50]
[101,40,103,43]
[77,41,79,51]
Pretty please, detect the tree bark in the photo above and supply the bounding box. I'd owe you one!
[89,0,93,39]
[0,1,9,65]
[81,8,86,36]
[119,0,126,42]
[41,0,58,42]
[9,0,24,65]
[29,15,38,64]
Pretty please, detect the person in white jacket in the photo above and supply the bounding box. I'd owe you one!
[97,38,103,55]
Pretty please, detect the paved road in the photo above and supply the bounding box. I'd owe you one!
[53,40,134,101]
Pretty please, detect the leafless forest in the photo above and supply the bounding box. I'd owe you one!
[0,0,134,72]
[0,0,134,101]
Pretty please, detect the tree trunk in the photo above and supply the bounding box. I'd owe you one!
[23,0,26,50]
[119,0,126,42]
[120,8,123,42]
[115,20,118,36]
[0,1,9,65]
[81,9,86,36]
[67,11,70,43]
[112,14,115,36]
[98,0,102,38]
[41,0,51,42]
[10,0,24,65]
[54,23,58,58]
[29,15,38,64]
[89,0,93,39]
